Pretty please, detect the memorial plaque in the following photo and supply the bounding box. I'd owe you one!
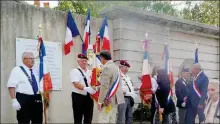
[16,38,62,90]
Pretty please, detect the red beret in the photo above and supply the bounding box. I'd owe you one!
[77,54,88,60]
[120,60,130,67]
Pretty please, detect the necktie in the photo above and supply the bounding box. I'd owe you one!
[30,69,38,95]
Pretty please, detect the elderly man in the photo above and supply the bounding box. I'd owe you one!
[7,52,42,123]
[204,79,220,123]
[97,50,124,123]
[185,63,209,124]
[117,60,136,124]
[175,68,190,124]
[70,54,96,123]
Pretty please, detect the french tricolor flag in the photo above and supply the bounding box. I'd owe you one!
[38,36,52,109]
[162,44,174,102]
[99,16,110,51]
[82,10,91,55]
[140,39,152,103]
[193,44,201,97]
[89,44,102,102]
[64,11,80,55]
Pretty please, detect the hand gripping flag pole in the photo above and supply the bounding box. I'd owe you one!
[38,24,52,124]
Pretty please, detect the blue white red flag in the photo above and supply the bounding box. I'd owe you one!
[193,44,201,97]
[140,39,152,104]
[64,11,80,55]
[38,37,52,109]
[99,16,110,51]
[82,10,91,55]
[162,44,174,103]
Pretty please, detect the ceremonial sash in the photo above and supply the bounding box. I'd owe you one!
[105,66,121,102]
[155,94,159,108]
[193,80,202,98]
[182,79,186,86]
[193,72,202,98]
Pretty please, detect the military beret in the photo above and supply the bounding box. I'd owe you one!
[77,54,88,60]
[182,68,189,72]
[120,60,130,67]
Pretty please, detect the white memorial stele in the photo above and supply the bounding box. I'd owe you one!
[16,38,62,90]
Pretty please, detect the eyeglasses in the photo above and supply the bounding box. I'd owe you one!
[24,58,35,60]
[208,88,215,91]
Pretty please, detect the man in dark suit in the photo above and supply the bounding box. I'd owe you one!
[175,68,190,124]
[185,63,209,124]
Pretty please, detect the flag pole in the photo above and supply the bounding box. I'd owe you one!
[38,24,48,124]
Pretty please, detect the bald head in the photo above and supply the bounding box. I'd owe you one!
[22,52,35,68]
[192,63,202,77]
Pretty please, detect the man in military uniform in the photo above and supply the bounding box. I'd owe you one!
[175,68,190,124]
[97,50,125,123]
[70,54,96,123]
[7,52,43,123]
[117,60,136,124]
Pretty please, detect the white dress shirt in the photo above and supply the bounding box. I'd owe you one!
[204,100,219,123]
[70,66,92,95]
[151,75,158,93]
[7,64,40,95]
[121,73,135,98]
[194,71,203,80]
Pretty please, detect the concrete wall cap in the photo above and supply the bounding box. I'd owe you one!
[101,6,219,36]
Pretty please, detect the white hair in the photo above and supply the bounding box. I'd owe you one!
[209,79,220,88]
[193,63,202,70]
[22,52,34,60]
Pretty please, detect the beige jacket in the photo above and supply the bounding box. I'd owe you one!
[98,60,125,106]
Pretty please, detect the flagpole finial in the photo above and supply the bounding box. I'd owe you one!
[145,33,148,38]
[39,24,42,37]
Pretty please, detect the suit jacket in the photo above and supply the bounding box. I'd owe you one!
[189,71,209,108]
[98,60,124,106]
[175,77,190,108]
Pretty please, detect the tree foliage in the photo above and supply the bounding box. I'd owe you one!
[55,1,178,17]
[181,1,219,26]
[55,1,219,26]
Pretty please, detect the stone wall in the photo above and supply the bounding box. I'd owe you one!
[1,2,219,123]
[0,1,113,123]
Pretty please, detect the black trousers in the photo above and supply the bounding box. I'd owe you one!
[16,92,43,124]
[72,92,94,124]
[151,94,156,124]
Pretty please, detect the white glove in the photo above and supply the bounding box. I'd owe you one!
[83,87,96,95]
[125,92,133,96]
[126,92,136,99]
[12,99,21,110]
[181,102,186,107]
